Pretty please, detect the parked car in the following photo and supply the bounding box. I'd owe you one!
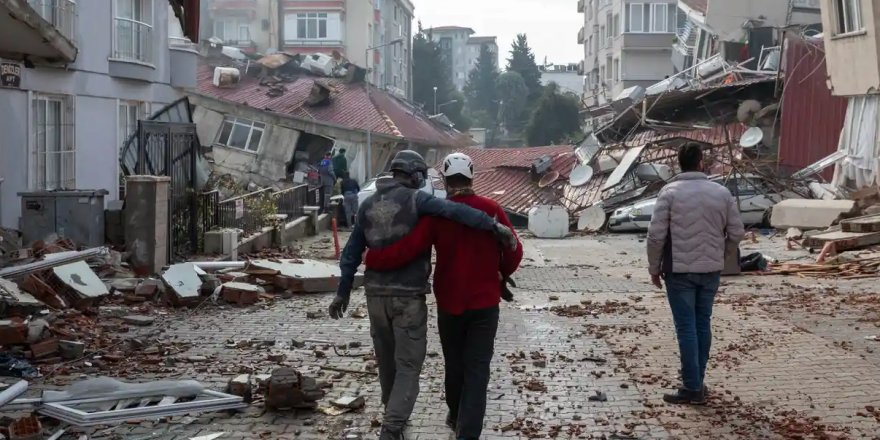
[357,173,446,207]
[607,175,801,232]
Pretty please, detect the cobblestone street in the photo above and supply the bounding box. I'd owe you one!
[24,233,880,439]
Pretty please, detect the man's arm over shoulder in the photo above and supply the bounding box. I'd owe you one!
[494,203,523,277]
[364,217,434,271]
[415,191,495,231]
[724,189,746,245]
[337,222,366,299]
[646,186,673,276]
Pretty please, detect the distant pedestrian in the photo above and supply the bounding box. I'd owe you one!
[340,172,360,227]
[332,148,349,179]
[646,143,745,405]
[318,152,335,213]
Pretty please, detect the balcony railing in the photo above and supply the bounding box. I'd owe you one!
[113,17,153,64]
[577,0,584,13]
[578,27,585,44]
[28,0,77,43]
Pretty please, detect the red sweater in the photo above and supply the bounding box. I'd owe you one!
[365,194,523,315]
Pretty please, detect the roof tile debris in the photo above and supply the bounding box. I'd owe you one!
[196,59,470,149]
[681,0,707,14]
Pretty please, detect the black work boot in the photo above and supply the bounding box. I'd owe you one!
[662,388,706,405]
[378,426,405,440]
[445,412,457,431]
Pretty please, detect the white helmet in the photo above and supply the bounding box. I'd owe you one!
[441,153,474,179]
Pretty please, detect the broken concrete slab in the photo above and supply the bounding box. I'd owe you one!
[247,259,362,293]
[331,395,365,410]
[226,374,252,402]
[802,229,880,252]
[220,282,263,306]
[52,261,110,304]
[0,277,43,316]
[58,340,85,360]
[162,263,203,304]
[109,278,141,293]
[122,315,156,327]
[770,199,855,230]
[19,274,68,309]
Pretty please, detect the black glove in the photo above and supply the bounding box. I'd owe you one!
[328,295,349,319]
[493,222,518,251]
[500,277,516,302]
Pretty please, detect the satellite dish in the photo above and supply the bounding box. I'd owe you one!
[740,127,764,148]
[538,171,560,188]
[577,206,606,232]
[569,164,594,187]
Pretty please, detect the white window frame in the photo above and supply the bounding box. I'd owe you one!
[113,0,154,64]
[117,100,145,149]
[297,12,328,40]
[31,94,75,191]
[651,3,668,33]
[215,117,265,153]
[627,3,644,33]
[834,0,864,35]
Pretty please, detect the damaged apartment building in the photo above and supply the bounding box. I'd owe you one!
[190,49,471,189]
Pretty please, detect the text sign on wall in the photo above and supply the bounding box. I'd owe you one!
[0,62,21,88]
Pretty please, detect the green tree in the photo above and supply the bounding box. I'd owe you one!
[464,44,499,118]
[495,71,529,133]
[506,34,543,103]
[412,23,470,129]
[526,83,582,146]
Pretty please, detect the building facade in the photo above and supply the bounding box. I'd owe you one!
[428,26,498,91]
[819,0,879,96]
[202,0,278,53]
[540,63,586,96]
[579,0,678,107]
[377,0,414,98]
[0,0,198,229]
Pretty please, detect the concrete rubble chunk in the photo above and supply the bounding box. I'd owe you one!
[58,340,86,360]
[162,263,204,304]
[246,259,363,293]
[52,261,110,308]
[264,367,326,410]
[220,282,264,306]
[122,315,156,327]
[226,374,253,402]
[0,319,27,345]
[331,395,365,410]
[0,278,41,310]
[770,199,856,230]
[110,278,141,293]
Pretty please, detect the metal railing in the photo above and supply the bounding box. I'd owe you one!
[114,17,153,63]
[274,184,309,219]
[216,188,275,237]
[28,0,77,43]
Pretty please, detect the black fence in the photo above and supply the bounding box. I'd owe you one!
[275,184,310,219]
[212,184,313,237]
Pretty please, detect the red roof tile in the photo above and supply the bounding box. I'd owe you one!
[195,61,468,148]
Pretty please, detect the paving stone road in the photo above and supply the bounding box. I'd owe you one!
[20,233,880,439]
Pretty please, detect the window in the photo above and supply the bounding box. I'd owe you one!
[613,58,620,82]
[606,13,613,41]
[625,3,674,33]
[215,117,265,153]
[834,0,864,35]
[114,0,153,63]
[32,94,75,190]
[118,101,144,148]
[606,56,613,80]
[600,66,606,83]
[297,13,328,39]
[613,13,620,36]
[599,26,605,48]
[213,19,250,43]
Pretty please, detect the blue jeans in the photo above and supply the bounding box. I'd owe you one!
[665,272,721,392]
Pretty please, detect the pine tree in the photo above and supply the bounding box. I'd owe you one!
[464,43,500,119]
[526,83,582,146]
[495,71,529,133]
[506,34,543,103]
[412,24,470,130]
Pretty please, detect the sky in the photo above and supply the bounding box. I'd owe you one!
[414,0,583,67]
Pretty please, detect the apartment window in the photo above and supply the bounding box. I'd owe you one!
[298,13,327,39]
[613,58,620,82]
[215,117,265,153]
[118,101,145,148]
[606,56,613,80]
[213,19,250,43]
[600,66,606,83]
[613,13,620,36]
[32,94,75,190]
[834,0,864,35]
[599,26,605,48]
[606,13,613,40]
[114,0,153,63]
[626,3,674,33]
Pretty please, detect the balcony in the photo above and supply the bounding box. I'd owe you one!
[578,27,585,45]
[0,0,77,63]
[113,17,154,65]
[577,0,584,13]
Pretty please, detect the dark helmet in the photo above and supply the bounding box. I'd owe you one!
[389,150,428,177]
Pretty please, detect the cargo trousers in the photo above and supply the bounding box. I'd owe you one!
[366,294,428,433]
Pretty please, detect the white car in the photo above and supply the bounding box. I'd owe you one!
[607,175,800,232]
[357,173,446,207]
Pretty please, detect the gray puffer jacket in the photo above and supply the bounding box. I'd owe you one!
[647,172,745,275]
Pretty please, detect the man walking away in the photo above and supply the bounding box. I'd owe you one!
[328,150,517,440]
[647,143,744,405]
[318,152,335,213]
[340,172,360,227]
[364,153,523,440]
[333,148,349,178]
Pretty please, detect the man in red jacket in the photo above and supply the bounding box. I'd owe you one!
[365,153,523,440]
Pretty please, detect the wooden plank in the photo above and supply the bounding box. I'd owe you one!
[841,214,880,233]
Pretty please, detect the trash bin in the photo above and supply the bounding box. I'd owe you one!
[18,190,108,247]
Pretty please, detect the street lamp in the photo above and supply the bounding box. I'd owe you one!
[433,86,438,115]
[437,99,458,111]
[363,38,405,179]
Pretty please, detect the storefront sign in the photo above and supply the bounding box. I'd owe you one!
[1,62,21,88]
